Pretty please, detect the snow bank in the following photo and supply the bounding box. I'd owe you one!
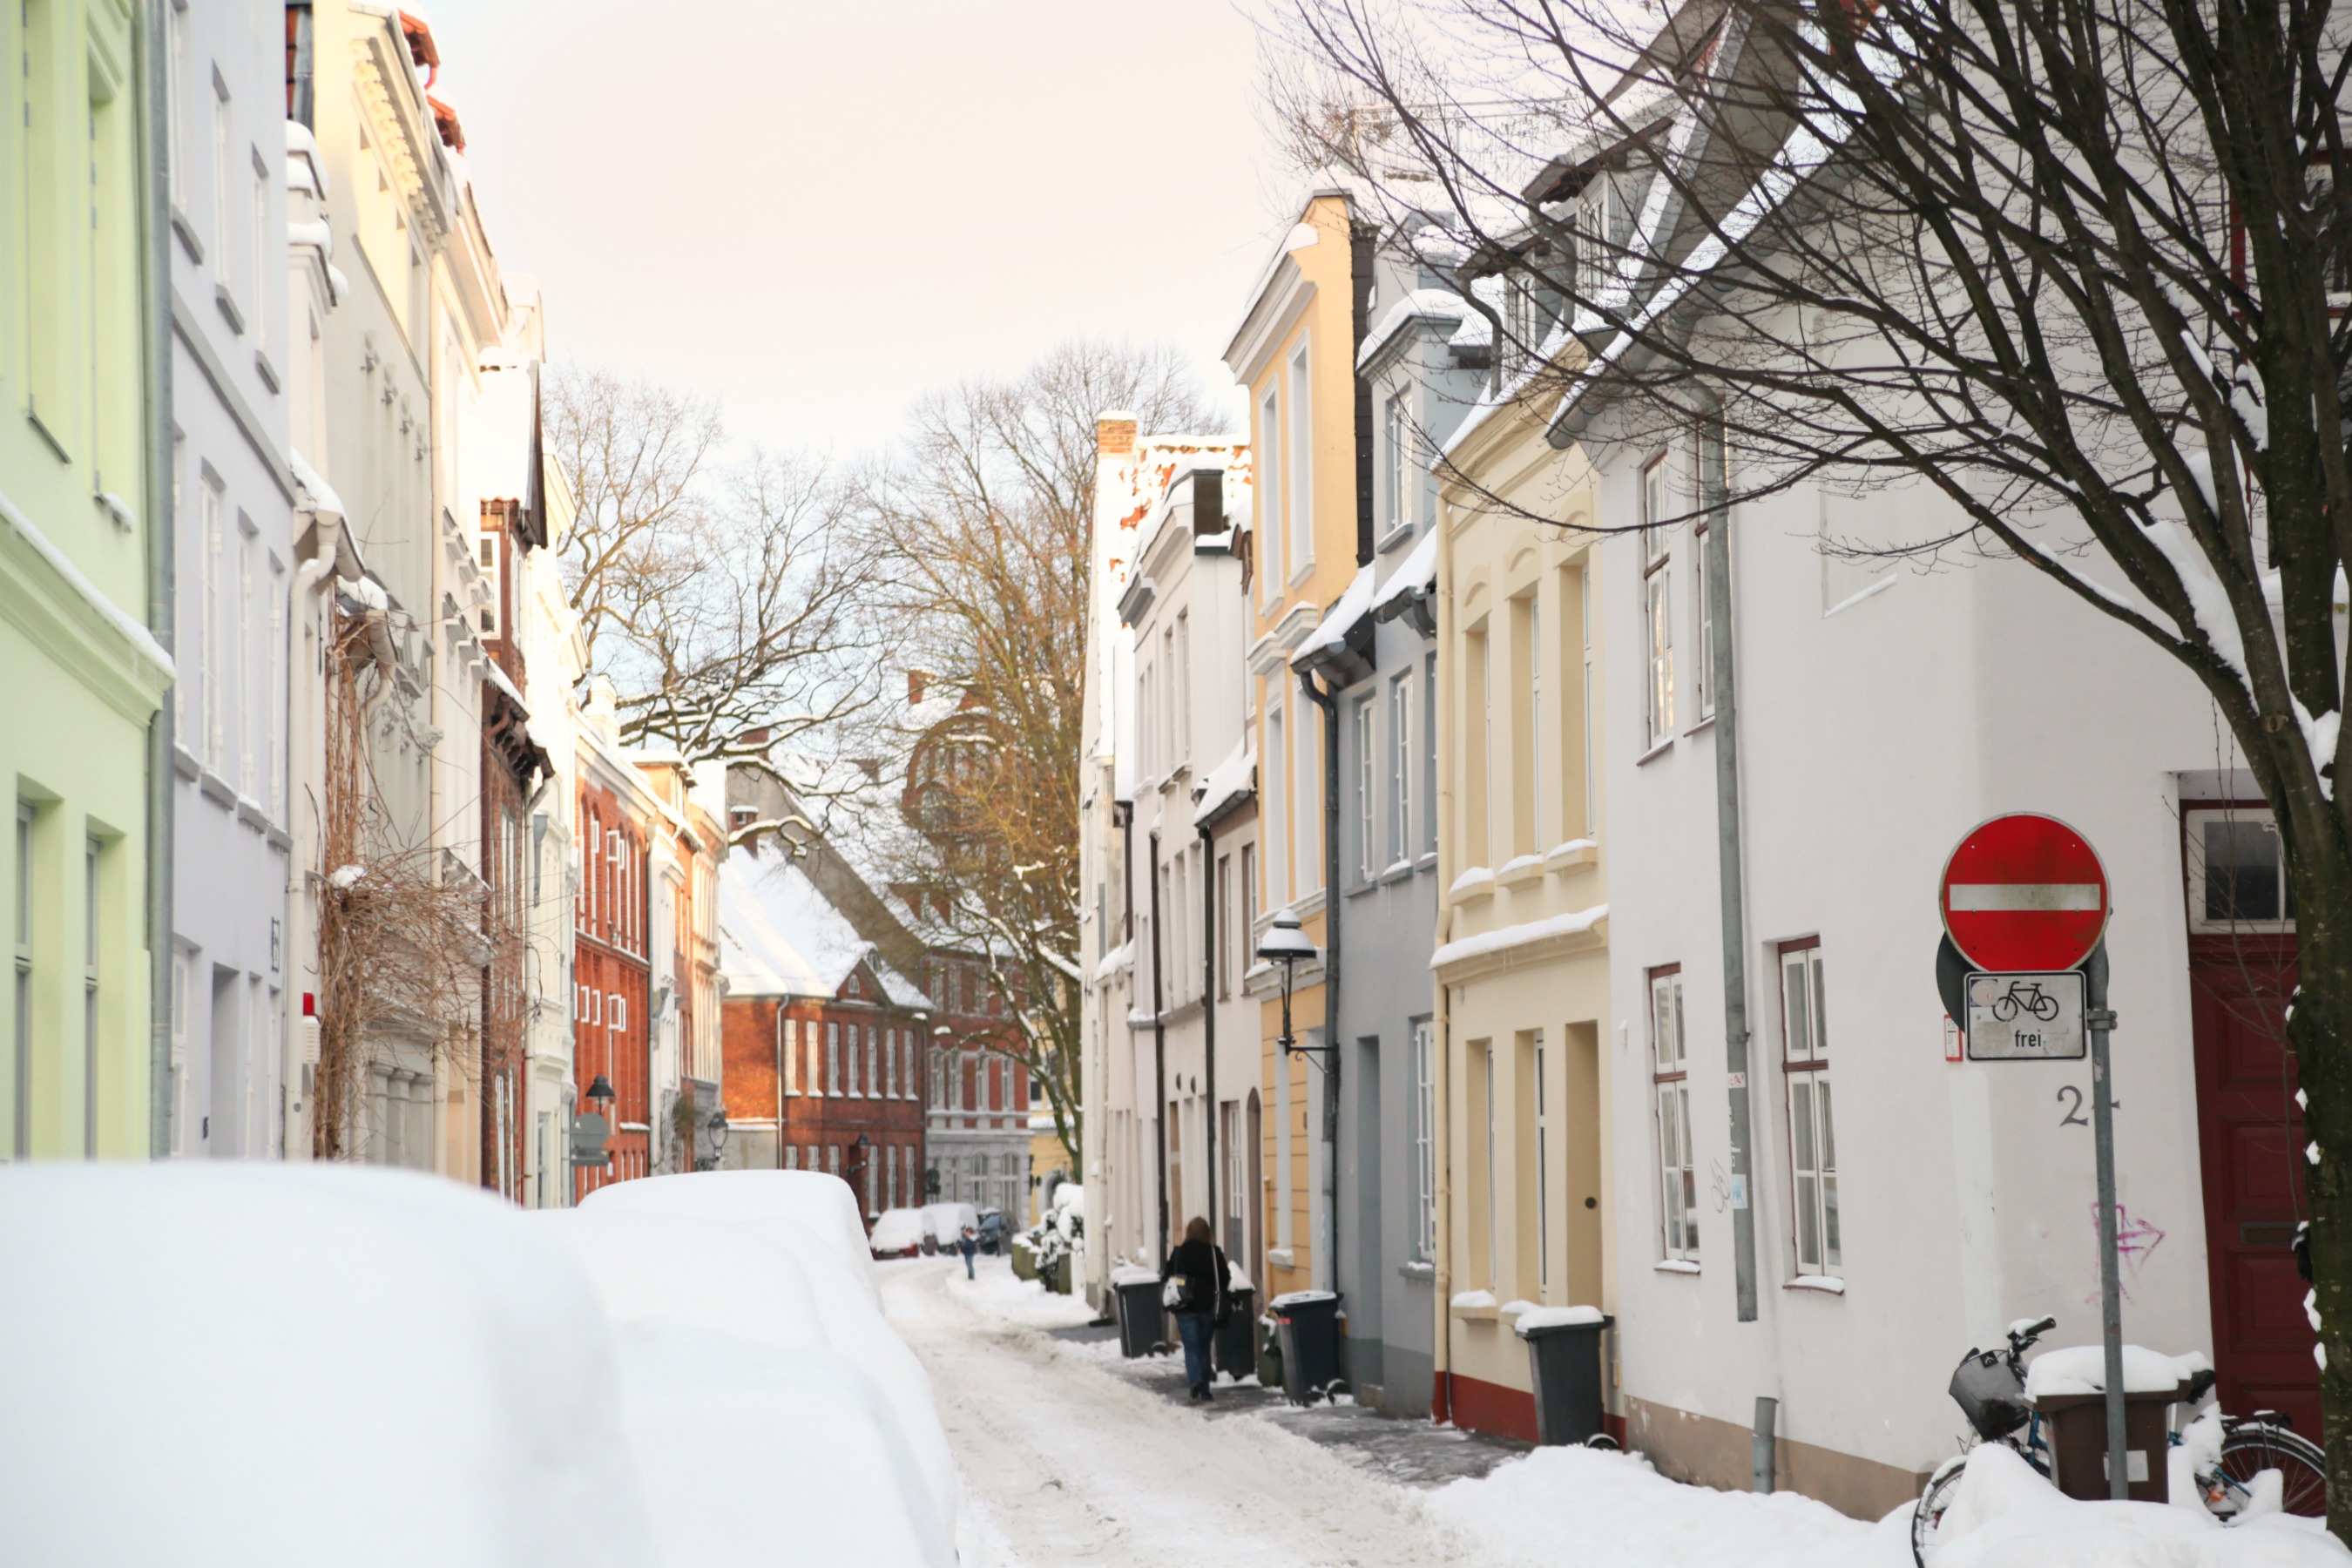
[1935,1443,2347,1568]
[1429,1445,1890,1568]
[0,1164,654,1568]
[1512,1303,1607,1335]
[870,1206,925,1254]
[581,1169,877,1306]
[530,1208,830,1351]
[2024,1344,2209,1399]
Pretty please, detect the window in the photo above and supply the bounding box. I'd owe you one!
[1579,564,1596,834]
[253,159,270,355]
[1781,941,1839,1276]
[1384,393,1409,534]
[868,1025,880,1098]
[1652,967,1697,1261]
[1389,672,1414,867]
[268,558,286,815]
[84,835,99,1157]
[828,1145,841,1178]
[1696,422,1725,720]
[1519,594,1543,850]
[166,3,186,209]
[2186,806,2296,931]
[783,1017,799,1096]
[1643,456,1675,747]
[1263,700,1287,905]
[1469,628,1493,864]
[1288,344,1314,578]
[885,1026,897,1098]
[212,82,231,284]
[827,1022,841,1095]
[848,1024,862,1098]
[610,995,625,1032]
[1216,855,1232,998]
[238,527,256,791]
[1423,652,1439,853]
[1176,612,1192,766]
[1577,174,1616,306]
[1411,1017,1435,1260]
[1259,387,1283,592]
[200,479,223,766]
[1294,689,1321,893]
[903,1031,916,1102]
[15,802,34,1159]
[1239,843,1257,982]
[1353,694,1377,882]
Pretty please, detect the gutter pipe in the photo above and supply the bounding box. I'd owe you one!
[141,0,176,1158]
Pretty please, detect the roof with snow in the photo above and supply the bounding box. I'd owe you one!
[1373,529,1438,624]
[720,847,929,1008]
[1290,564,1376,674]
[1192,739,1256,828]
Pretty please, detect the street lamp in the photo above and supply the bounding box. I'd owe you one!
[1255,909,1328,1065]
[851,1132,875,1219]
[585,1073,616,1107]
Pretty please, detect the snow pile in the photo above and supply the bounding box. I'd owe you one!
[1429,1445,1891,1568]
[953,1256,1101,1329]
[572,1172,960,1562]
[0,1163,656,1568]
[2024,1345,2209,1399]
[869,1206,925,1254]
[1451,1288,1499,1309]
[1112,1262,1162,1287]
[1511,1303,1607,1335]
[1933,1443,2345,1568]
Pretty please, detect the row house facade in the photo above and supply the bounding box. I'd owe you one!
[718,839,929,1218]
[571,688,656,1195]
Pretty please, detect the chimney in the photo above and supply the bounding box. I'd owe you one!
[908,670,929,706]
[1097,410,1138,457]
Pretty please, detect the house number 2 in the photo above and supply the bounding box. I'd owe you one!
[2056,1085,2119,1126]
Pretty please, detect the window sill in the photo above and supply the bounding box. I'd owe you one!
[170,206,204,265]
[1786,1274,1846,1295]
[1267,1247,1296,1269]
[1544,839,1598,873]
[1654,1259,1700,1275]
[1450,1300,1499,1321]
[1416,851,1439,873]
[1686,714,1716,739]
[1344,879,1378,900]
[1398,1260,1435,1281]
[214,283,247,336]
[1377,860,1416,886]
[1497,854,1544,889]
[1636,736,1675,767]
[1375,522,1417,554]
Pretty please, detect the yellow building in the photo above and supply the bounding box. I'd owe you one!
[1223,188,1366,1302]
[1429,357,1613,1439]
[0,0,169,1159]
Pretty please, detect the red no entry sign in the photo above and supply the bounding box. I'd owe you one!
[1940,814,2109,972]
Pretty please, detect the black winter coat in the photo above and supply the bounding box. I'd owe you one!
[1161,1239,1230,1321]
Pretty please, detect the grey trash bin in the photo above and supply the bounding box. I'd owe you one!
[1521,1310,1615,1446]
[1214,1286,1256,1382]
[1114,1277,1167,1359]
[1271,1289,1342,1403]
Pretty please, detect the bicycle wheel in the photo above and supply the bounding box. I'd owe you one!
[2215,1423,2328,1518]
[1912,1456,1968,1567]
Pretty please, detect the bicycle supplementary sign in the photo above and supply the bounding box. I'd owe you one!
[1964,971,2087,1060]
[1940,814,2110,973]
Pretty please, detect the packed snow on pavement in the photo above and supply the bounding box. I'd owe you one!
[891,1252,2352,1568]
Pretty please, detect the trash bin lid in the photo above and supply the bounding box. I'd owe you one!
[1513,1304,1613,1338]
[1268,1289,1337,1308]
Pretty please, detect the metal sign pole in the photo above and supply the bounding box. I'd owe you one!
[2085,948,2127,1499]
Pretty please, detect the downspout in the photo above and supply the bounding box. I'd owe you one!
[774,1006,786,1170]
[1148,829,1169,1254]
[1432,906,1455,1423]
[1701,411,1759,1322]
[1301,669,1341,1298]
[287,551,334,1156]
[1199,821,1218,1254]
[140,0,176,1158]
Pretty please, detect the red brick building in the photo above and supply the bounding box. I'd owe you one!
[720,842,930,1218]
[574,755,653,1198]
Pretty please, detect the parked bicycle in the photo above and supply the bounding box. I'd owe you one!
[1910,1315,2326,1565]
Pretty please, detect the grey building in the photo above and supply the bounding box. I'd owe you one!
[165,0,295,1156]
[1295,225,1489,1416]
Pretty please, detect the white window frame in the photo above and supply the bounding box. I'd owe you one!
[1263,698,1287,906]
[827,1021,841,1095]
[1288,343,1314,582]
[1389,671,1414,868]
[1353,693,1377,882]
[1643,456,1674,747]
[1781,941,1839,1277]
[1411,1017,1435,1260]
[1259,386,1283,599]
[2185,804,2297,933]
[1383,391,1409,537]
[1652,967,1697,1262]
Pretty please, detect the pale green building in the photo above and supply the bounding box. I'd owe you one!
[0,0,171,1159]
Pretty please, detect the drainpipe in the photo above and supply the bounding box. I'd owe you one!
[1300,670,1341,1298]
[774,1006,786,1170]
[1700,412,1759,1322]
[1148,829,1169,1253]
[1199,821,1218,1254]
[140,0,176,1159]
[1432,907,1455,1423]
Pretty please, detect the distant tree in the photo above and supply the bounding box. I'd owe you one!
[545,367,877,772]
[855,341,1220,1170]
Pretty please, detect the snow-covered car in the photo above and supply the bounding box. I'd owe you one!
[921,1201,979,1253]
[868,1206,924,1258]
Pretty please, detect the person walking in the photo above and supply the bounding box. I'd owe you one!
[1160,1216,1231,1403]
[957,1225,978,1280]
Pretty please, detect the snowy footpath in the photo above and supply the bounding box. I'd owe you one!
[889,1255,2352,1568]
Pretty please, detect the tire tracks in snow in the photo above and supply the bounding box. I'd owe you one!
[883,1258,1489,1568]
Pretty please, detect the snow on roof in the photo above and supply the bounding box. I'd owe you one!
[1289,564,1376,672]
[719,848,929,1008]
[289,448,345,521]
[1191,738,1256,828]
[1372,529,1438,621]
[1356,288,1471,372]
[1430,903,1609,970]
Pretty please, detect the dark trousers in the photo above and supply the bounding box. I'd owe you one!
[1175,1310,1215,1389]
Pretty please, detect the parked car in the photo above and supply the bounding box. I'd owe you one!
[975,1209,1007,1254]
[867,1207,924,1260]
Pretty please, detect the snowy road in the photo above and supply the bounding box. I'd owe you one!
[882,1255,1485,1568]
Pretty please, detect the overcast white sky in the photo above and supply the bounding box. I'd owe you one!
[427,0,1294,455]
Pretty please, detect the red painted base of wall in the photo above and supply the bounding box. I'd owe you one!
[1437,1372,1628,1449]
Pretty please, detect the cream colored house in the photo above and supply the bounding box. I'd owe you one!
[1429,382,1612,1441]
[1223,186,1368,1302]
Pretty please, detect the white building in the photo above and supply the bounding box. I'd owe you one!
[164,0,296,1158]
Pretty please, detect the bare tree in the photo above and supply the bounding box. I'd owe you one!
[854,341,1222,1169]
[1282,0,2352,1524]
[545,367,879,768]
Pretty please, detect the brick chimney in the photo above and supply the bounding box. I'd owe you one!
[908,670,929,706]
[1096,410,1138,457]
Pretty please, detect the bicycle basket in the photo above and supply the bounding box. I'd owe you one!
[1950,1349,2031,1440]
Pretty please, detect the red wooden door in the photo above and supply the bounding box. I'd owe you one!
[2189,936,2319,1436]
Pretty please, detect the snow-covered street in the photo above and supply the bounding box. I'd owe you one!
[884,1254,1486,1567]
